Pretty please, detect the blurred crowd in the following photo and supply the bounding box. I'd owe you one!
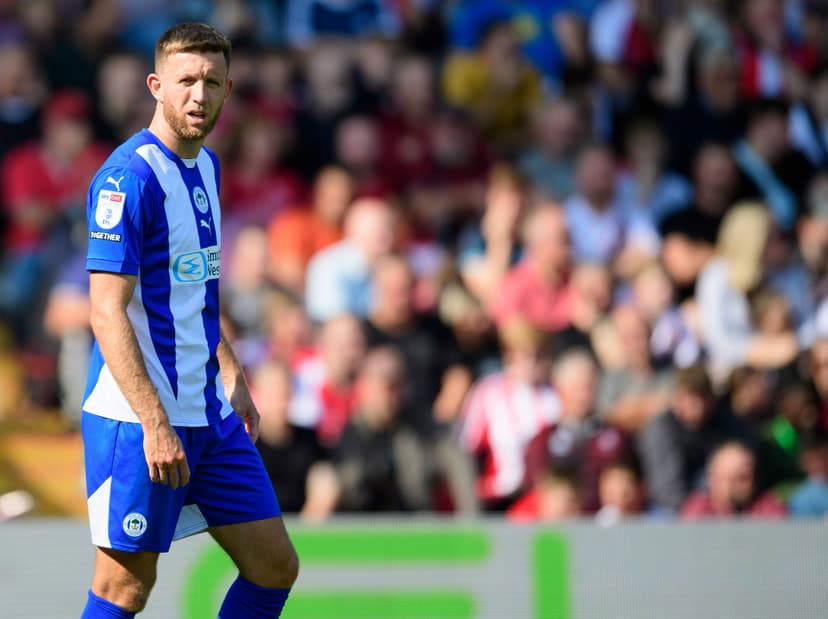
[2,0,828,522]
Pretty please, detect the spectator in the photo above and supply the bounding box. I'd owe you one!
[616,117,692,228]
[788,433,828,518]
[266,166,353,294]
[220,225,273,346]
[507,469,581,523]
[289,314,365,445]
[734,0,817,101]
[757,379,820,491]
[662,46,747,174]
[285,0,401,48]
[304,197,396,322]
[365,254,470,433]
[0,89,109,338]
[459,319,559,510]
[442,17,541,152]
[334,114,391,198]
[255,290,313,370]
[92,49,153,144]
[220,109,305,235]
[807,337,828,432]
[456,163,527,306]
[550,262,613,362]
[334,346,432,512]
[0,40,46,161]
[526,349,631,512]
[640,364,755,512]
[448,1,588,87]
[789,62,828,169]
[681,441,787,519]
[293,40,360,178]
[489,203,575,333]
[659,143,749,302]
[594,460,646,525]
[42,249,90,429]
[253,360,335,517]
[364,253,478,513]
[628,260,701,368]
[563,143,659,274]
[596,303,675,433]
[516,96,585,201]
[733,98,816,232]
[696,203,800,383]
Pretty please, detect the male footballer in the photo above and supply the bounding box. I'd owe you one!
[80,22,297,618]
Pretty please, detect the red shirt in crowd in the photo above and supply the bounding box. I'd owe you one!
[2,141,109,250]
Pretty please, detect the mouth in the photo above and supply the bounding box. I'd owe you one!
[188,110,208,122]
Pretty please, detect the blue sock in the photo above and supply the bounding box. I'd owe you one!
[218,575,291,618]
[80,590,136,618]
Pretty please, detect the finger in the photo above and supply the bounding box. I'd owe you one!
[157,463,168,485]
[149,463,160,483]
[180,457,191,487]
[168,463,180,490]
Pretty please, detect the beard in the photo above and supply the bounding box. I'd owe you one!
[163,99,223,142]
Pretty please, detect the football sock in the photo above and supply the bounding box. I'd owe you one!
[80,590,136,618]
[218,575,291,618]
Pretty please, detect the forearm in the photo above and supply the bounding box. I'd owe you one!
[91,306,167,429]
[217,331,248,403]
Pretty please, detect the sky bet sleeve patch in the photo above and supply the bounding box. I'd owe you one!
[95,190,126,229]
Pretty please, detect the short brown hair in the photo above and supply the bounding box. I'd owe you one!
[675,364,713,396]
[155,22,231,71]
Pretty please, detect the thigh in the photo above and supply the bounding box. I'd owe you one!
[82,413,192,552]
[186,414,281,529]
[209,516,298,588]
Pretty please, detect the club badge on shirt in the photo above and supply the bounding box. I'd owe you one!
[95,189,126,229]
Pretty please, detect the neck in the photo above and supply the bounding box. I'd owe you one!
[148,112,203,159]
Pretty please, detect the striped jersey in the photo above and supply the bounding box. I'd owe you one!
[83,129,232,427]
[459,372,560,500]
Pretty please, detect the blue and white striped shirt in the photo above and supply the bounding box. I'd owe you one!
[83,129,232,427]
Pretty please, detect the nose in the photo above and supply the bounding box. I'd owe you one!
[191,80,206,104]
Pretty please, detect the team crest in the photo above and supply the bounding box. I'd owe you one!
[95,190,125,229]
[122,512,148,538]
[193,186,209,213]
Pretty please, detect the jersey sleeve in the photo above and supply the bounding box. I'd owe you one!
[86,169,148,275]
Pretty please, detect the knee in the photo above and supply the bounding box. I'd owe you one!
[252,540,299,589]
[273,542,300,588]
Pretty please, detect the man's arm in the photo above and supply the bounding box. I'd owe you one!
[217,330,260,441]
[89,271,190,489]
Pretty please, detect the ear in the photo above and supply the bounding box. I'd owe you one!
[147,73,163,102]
[225,77,233,98]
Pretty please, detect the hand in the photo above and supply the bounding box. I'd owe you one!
[143,421,190,490]
[233,390,261,442]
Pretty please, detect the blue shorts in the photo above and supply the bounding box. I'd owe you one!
[82,411,281,553]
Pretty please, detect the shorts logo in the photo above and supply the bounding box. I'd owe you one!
[95,190,125,229]
[172,246,221,283]
[123,512,147,538]
[193,187,209,213]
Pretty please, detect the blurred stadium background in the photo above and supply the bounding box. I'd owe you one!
[2,0,828,617]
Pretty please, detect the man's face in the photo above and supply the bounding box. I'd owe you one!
[156,51,230,142]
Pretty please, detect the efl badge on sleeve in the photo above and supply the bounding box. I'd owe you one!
[95,190,125,229]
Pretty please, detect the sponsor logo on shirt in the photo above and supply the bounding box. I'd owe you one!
[89,231,122,242]
[122,512,147,538]
[95,189,125,229]
[171,246,221,283]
